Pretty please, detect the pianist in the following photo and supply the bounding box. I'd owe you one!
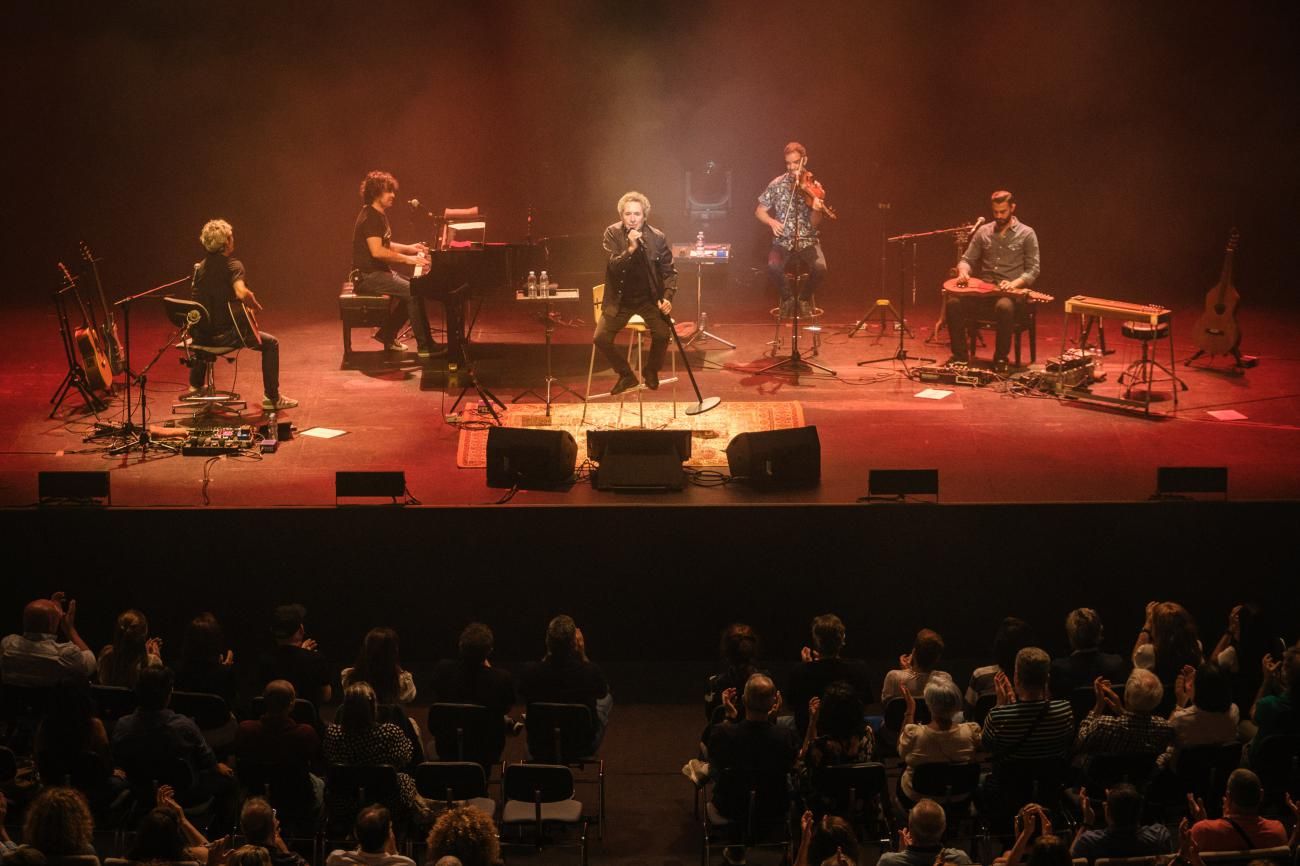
[595,191,677,394]
[946,190,1042,374]
[351,170,442,358]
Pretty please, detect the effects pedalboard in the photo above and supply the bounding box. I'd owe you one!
[181,426,256,456]
[914,362,1001,387]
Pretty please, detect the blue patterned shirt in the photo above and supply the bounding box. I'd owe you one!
[758,173,819,251]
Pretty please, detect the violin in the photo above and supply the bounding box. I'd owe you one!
[796,169,838,220]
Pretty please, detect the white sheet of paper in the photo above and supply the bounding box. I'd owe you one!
[299,427,348,439]
[914,389,953,400]
[1207,409,1247,421]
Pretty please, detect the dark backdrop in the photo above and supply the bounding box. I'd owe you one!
[7,1,1296,317]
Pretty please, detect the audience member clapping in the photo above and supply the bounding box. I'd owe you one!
[706,674,798,822]
[1133,601,1203,683]
[257,604,334,707]
[966,617,1034,711]
[1074,669,1175,771]
[704,622,768,723]
[1050,607,1128,697]
[799,682,874,771]
[324,805,415,866]
[880,629,954,704]
[878,798,972,866]
[980,648,1074,805]
[1247,644,1300,766]
[793,811,862,866]
[425,806,502,866]
[1164,661,1239,768]
[239,797,308,866]
[786,614,873,735]
[173,612,238,707]
[1,593,96,686]
[897,680,981,807]
[518,615,612,754]
[97,609,162,688]
[1186,768,1287,851]
[1069,783,1172,859]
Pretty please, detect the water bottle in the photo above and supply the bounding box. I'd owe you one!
[539,270,550,298]
[266,411,277,443]
[696,230,705,251]
[526,270,538,298]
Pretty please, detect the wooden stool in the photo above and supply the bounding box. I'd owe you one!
[339,292,393,365]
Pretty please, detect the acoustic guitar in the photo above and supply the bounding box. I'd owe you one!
[60,262,113,392]
[80,241,124,375]
[942,277,1055,304]
[1192,229,1241,357]
[228,297,263,348]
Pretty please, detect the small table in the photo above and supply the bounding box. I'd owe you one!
[512,286,583,417]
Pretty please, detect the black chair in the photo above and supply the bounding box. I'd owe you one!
[1199,848,1294,866]
[120,755,217,832]
[1251,734,1300,808]
[971,693,998,726]
[811,762,892,846]
[169,690,233,731]
[700,765,793,866]
[908,761,984,845]
[500,763,588,865]
[1,682,52,751]
[162,296,246,418]
[38,748,114,804]
[89,684,137,733]
[323,763,402,837]
[236,759,319,824]
[963,292,1041,366]
[0,744,17,784]
[413,761,496,819]
[376,703,425,768]
[426,702,501,767]
[1082,752,1158,792]
[1174,742,1242,815]
[525,702,605,838]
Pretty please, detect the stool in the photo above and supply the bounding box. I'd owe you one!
[1118,320,1186,408]
[172,344,246,419]
[769,276,823,357]
[964,293,1038,366]
[339,291,395,365]
[582,284,678,428]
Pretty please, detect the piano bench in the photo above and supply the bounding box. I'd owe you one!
[339,293,393,363]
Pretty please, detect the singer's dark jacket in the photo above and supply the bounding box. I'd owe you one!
[602,221,677,315]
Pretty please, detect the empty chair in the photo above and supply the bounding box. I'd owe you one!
[500,763,588,864]
[413,761,496,819]
[426,702,501,767]
[525,702,605,838]
[700,765,793,866]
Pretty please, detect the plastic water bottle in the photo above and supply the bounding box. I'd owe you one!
[539,270,549,298]
[696,231,705,251]
[526,271,538,298]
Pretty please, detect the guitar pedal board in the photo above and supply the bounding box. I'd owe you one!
[181,426,255,456]
[915,362,1000,387]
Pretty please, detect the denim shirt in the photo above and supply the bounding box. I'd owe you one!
[758,173,819,251]
[961,217,1040,286]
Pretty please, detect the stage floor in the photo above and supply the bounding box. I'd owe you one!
[3,295,1298,507]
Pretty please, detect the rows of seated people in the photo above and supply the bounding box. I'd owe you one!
[2,592,1298,865]
[687,604,1300,864]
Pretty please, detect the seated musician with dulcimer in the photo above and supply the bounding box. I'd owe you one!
[189,219,297,411]
[945,190,1041,374]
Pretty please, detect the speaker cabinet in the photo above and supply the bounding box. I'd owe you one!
[725,426,820,489]
[587,429,692,491]
[486,427,577,490]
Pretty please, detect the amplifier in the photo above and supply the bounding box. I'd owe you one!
[182,426,255,456]
[915,364,999,387]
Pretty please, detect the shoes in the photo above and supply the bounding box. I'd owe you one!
[681,758,710,787]
[373,331,406,351]
[417,343,448,359]
[779,298,794,318]
[261,394,299,411]
[944,355,969,366]
[798,300,814,318]
[993,357,1010,375]
[182,386,203,399]
[644,370,660,390]
[610,373,639,395]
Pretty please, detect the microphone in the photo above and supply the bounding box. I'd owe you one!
[966,216,986,238]
[407,199,421,209]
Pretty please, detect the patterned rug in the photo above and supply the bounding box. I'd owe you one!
[456,400,805,468]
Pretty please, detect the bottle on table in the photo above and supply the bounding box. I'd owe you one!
[526,270,538,298]
[539,270,550,298]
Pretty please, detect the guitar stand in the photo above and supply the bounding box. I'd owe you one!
[858,236,933,371]
[850,298,912,342]
[1184,347,1258,370]
[50,286,108,417]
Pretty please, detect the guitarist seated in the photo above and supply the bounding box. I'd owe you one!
[189,219,297,411]
[945,189,1041,374]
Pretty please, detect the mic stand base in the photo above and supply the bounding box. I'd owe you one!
[685,396,722,416]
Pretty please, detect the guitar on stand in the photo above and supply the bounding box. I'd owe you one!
[1186,228,1256,369]
[80,241,124,376]
[50,262,112,415]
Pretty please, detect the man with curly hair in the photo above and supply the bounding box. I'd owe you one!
[427,806,501,866]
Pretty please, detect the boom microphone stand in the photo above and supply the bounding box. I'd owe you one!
[636,232,720,416]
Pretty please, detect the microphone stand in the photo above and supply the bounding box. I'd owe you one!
[104,275,191,457]
[635,230,720,416]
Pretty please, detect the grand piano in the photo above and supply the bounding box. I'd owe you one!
[410,243,542,369]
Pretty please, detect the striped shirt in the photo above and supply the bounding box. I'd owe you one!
[981,699,1074,760]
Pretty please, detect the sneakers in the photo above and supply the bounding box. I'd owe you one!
[944,355,969,366]
[610,373,639,395]
[373,331,406,351]
[182,386,204,399]
[644,370,660,390]
[681,758,710,787]
[417,343,448,359]
[261,395,299,411]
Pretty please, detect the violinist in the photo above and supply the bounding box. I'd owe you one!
[945,190,1041,374]
[756,141,830,319]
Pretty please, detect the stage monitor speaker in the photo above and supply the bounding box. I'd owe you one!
[486,427,577,490]
[335,471,406,502]
[725,425,820,489]
[867,468,939,501]
[38,471,110,505]
[587,429,691,492]
[1156,466,1227,498]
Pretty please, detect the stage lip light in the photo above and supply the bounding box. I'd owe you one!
[335,470,407,505]
[861,468,939,502]
[38,471,111,506]
[1154,466,1227,499]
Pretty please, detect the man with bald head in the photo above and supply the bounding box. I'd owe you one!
[705,673,799,821]
[234,680,323,811]
[879,799,972,866]
[1,593,96,686]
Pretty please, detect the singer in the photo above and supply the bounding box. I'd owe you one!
[594,191,678,395]
[945,190,1041,373]
[755,142,828,318]
[350,170,441,358]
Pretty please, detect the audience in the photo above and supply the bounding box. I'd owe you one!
[1164,661,1239,767]
[228,847,272,866]
[126,807,201,866]
[880,629,954,704]
[1069,783,1172,859]
[1074,669,1175,776]
[16,786,97,859]
[704,622,768,722]
[1,593,96,686]
[234,679,323,811]
[97,609,161,688]
[240,797,308,866]
[172,612,238,707]
[966,617,1033,711]
[1050,608,1128,697]
[340,627,415,706]
[1187,768,1287,851]
[785,614,873,734]
[324,805,415,866]
[428,622,518,763]
[800,681,874,770]
[794,811,861,866]
[878,799,972,866]
[322,682,427,822]
[425,806,502,866]
[518,615,612,754]
[1247,644,1300,766]
[33,682,112,799]
[257,604,334,707]
[706,674,798,822]
[897,680,982,807]
[1133,601,1203,683]
[980,648,1074,806]
[1209,603,1284,718]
